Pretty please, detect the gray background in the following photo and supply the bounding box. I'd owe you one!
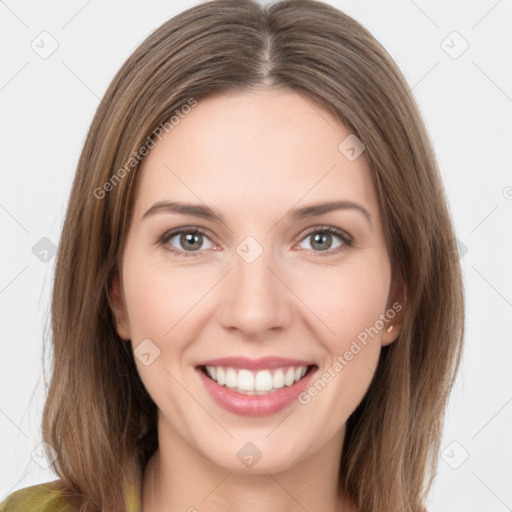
[1,0,511,510]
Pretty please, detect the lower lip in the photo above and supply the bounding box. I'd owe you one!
[196,366,318,417]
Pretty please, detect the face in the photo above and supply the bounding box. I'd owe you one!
[110,88,403,474]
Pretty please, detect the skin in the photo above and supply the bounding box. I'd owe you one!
[110,88,404,512]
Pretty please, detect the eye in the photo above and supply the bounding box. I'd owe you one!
[296,226,353,256]
[159,227,216,257]
[158,225,353,258]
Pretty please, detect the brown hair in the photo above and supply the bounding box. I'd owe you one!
[41,0,465,510]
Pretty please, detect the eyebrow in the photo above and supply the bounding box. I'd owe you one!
[142,199,372,225]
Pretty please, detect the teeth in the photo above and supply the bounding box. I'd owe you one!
[204,365,309,394]
[226,368,238,388]
[255,369,273,391]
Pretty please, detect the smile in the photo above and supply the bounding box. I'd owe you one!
[201,365,313,395]
[196,364,318,416]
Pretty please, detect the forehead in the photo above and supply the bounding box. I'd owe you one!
[134,89,378,222]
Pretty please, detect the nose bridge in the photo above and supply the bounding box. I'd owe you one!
[218,235,291,335]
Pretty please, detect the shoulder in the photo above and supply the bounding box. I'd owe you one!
[0,480,72,512]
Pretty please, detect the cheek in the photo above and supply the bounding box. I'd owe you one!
[122,253,212,343]
[121,260,204,416]
[296,267,389,419]
[298,259,391,346]
[293,269,388,433]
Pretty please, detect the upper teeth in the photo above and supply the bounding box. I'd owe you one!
[205,365,308,392]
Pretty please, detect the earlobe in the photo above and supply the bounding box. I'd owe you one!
[381,275,406,347]
[109,273,131,340]
[381,323,401,346]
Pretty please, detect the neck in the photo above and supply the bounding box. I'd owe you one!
[140,414,356,512]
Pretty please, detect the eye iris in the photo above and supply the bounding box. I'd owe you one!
[181,232,202,251]
[311,232,332,251]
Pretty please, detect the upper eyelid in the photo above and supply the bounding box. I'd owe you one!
[300,225,352,240]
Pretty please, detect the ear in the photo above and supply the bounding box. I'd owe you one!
[381,272,406,347]
[109,272,131,340]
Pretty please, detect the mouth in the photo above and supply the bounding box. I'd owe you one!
[197,363,318,396]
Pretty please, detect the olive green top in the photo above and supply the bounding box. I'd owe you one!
[0,475,141,512]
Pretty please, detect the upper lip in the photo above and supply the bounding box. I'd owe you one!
[196,356,317,370]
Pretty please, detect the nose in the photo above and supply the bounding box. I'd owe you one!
[218,245,293,337]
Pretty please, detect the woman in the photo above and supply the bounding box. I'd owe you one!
[0,0,464,511]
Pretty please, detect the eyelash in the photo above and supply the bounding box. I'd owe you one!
[157,225,353,258]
